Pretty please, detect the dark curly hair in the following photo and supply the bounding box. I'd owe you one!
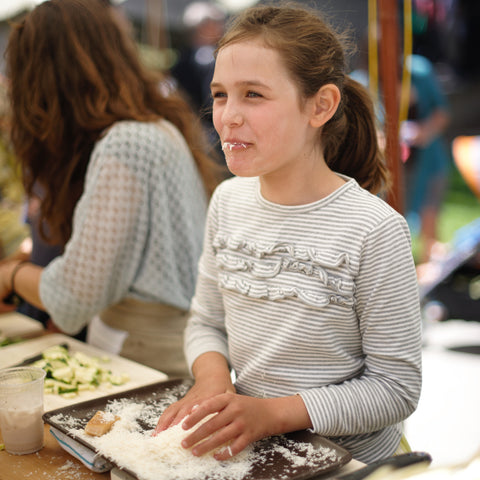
[6,0,220,244]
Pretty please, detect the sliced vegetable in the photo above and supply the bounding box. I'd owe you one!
[0,335,23,347]
[33,345,129,397]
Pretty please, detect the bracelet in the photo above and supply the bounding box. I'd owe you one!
[10,260,29,294]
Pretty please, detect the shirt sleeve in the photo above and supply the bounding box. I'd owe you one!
[40,149,146,334]
[184,188,230,369]
[299,214,423,436]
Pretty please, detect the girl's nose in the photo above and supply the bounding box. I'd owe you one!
[221,101,243,127]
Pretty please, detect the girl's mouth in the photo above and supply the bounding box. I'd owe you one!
[222,142,248,151]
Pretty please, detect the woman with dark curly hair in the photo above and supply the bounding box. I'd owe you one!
[0,0,221,377]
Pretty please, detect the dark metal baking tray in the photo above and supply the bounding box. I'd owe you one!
[43,378,352,480]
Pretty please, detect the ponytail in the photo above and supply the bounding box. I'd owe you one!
[323,77,390,195]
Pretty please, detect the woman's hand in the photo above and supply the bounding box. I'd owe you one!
[0,262,18,313]
[179,393,312,460]
[0,299,17,313]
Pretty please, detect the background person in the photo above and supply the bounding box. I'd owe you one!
[155,3,422,463]
[350,34,451,264]
[171,2,226,126]
[0,0,221,377]
[401,53,451,263]
[171,2,229,175]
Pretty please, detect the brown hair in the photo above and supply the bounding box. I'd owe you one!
[6,0,220,244]
[217,2,390,194]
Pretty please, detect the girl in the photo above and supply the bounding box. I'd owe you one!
[0,0,221,377]
[155,3,422,463]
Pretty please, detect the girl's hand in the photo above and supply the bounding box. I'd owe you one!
[180,393,312,460]
[154,351,235,434]
[153,377,236,435]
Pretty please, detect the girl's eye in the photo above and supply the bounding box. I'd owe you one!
[212,91,226,99]
[246,91,261,98]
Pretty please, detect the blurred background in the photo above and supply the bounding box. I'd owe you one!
[0,0,479,469]
[3,0,477,255]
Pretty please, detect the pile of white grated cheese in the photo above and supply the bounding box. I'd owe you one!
[73,400,253,480]
[50,393,340,480]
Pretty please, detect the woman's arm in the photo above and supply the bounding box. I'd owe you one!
[0,260,43,311]
[411,108,449,148]
[39,140,146,334]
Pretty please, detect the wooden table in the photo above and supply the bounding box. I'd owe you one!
[0,424,108,480]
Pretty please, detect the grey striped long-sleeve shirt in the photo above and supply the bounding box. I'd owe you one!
[185,175,422,463]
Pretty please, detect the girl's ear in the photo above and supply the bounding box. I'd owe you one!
[309,84,341,128]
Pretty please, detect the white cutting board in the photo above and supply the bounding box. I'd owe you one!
[0,333,168,411]
[0,311,44,338]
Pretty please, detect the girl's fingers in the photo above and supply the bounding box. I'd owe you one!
[181,411,225,448]
[181,397,235,449]
[156,390,229,436]
[181,393,231,431]
[214,434,250,461]
[188,421,241,457]
[154,404,191,434]
[153,409,176,434]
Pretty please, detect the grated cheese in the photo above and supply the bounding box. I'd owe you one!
[73,402,254,480]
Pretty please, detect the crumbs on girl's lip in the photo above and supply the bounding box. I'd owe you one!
[222,142,248,151]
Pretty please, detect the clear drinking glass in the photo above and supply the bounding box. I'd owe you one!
[0,366,46,455]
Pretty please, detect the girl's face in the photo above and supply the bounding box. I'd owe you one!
[211,39,319,181]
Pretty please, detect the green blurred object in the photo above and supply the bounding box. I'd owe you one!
[0,139,29,259]
[0,335,23,347]
[411,11,428,35]
[439,166,479,243]
[411,167,479,264]
[137,44,177,72]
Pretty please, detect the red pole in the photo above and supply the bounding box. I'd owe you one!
[378,0,404,213]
